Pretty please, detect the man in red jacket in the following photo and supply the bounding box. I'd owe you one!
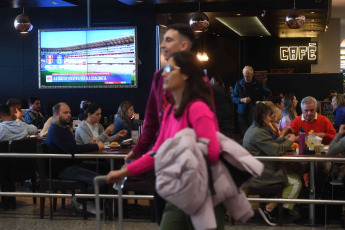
[291,96,336,198]
[291,96,336,145]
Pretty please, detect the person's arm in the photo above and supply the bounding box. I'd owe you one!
[52,126,99,156]
[333,108,345,130]
[25,123,38,135]
[130,72,161,158]
[231,81,242,104]
[255,128,294,156]
[328,125,345,155]
[40,117,53,138]
[126,105,171,176]
[290,118,299,136]
[328,133,345,155]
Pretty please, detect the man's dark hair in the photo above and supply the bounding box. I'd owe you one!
[85,103,101,116]
[0,104,11,117]
[28,96,40,105]
[52,103,67,116]
[167,23,195,45]
[6,98,22,108]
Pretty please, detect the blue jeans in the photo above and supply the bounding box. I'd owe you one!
[58,164,101,194]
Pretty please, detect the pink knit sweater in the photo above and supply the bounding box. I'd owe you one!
[126,101,220,177]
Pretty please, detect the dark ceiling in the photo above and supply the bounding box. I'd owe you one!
[0,0,330,38]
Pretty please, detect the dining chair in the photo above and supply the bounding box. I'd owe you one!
[38,143,88,220]
[0,140,13,209]
[10,137,38,204]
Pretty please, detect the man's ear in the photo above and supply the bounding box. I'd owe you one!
[180,41,189,52]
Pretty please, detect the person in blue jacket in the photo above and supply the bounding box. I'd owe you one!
[111,101,135,142]
[232,66,272,136]
[331,94,345,131]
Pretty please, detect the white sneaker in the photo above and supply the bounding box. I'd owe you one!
[79,202,101,215]
[71,196,81,210]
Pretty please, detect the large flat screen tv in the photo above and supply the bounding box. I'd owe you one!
[38,27,138,88]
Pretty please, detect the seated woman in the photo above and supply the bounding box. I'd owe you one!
[328,124,345,185]
[242,103,302,226]
[280,93,298,130]
[331,94,345,131]
[75,103,127,145]
[111,101,135,142]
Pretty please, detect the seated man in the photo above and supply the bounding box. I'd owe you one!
[6,98,24,121]
[24,96,45,129]
[291,96,336,198]
[0,104,38,141]
[291,96,336,145]
[44,103,104,196]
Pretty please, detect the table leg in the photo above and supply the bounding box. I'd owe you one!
[309,161,315,225]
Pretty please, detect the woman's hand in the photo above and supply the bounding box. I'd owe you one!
[105,124,115,136]
[280,126,293,137]
[106,167,129,184]
[118,130,128,138]
[285,134,297,142]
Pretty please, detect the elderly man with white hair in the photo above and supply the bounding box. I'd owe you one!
[291,96,336,145]
[232,65,272,136]
[291,96,336,198]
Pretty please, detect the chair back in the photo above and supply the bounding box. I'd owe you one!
[10,137,38,183]
[0,140,9,153]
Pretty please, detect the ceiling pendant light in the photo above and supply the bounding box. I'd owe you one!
[14,9,33,34]
[189,2,209,32]
[285,0,305,29]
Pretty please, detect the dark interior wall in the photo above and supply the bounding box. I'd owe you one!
[240,37,312,74]
[0,4,156,118]
[201,33,241,89]
[267,73,344,102]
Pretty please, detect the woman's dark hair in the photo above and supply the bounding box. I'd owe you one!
[116,101,134,128]
[283,93,297,120]
[254,103,273,127]
[85,103,101,117]
[170,52,214,117]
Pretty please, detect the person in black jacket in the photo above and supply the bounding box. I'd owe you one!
[44,103,103,193]
[232,66,272,136]
[210,76,233,137]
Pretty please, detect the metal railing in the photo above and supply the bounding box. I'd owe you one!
[0,152,344,226]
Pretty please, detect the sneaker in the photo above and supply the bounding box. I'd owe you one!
[258,204,278,226]
[330,179,344,186]
[71,195,81,209]
[289,208,300,216]
[79,201,101,215]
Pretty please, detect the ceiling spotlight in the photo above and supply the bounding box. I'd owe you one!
[14,13,33,33]
[261,10,266,17]
[285,0,305,29]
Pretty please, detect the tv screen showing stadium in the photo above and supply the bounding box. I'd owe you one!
[38,27,138,88]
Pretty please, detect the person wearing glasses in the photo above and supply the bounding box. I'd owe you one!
[107,52,225,229]
[123,23,195,224]
[232,66,272,137]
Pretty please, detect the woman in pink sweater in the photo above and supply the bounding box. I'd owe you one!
[107,52,225,229]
